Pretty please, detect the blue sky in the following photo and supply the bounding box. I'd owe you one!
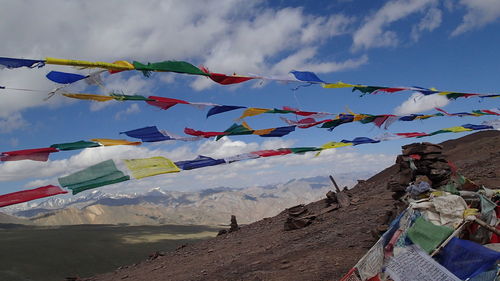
[0,0,499,198]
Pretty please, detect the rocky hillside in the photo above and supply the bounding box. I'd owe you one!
[85,130,500,281]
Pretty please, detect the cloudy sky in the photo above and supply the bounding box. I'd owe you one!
[0,0,499,197]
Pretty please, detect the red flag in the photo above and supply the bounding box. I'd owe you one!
[184,128,227,138]
[200,66,255,85]
[395,132,429,138]
[251,149,292,157]
[146,96,190,110]
[0,147,59,162]
[0,185,67,207]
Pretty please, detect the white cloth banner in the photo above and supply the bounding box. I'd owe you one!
[386,245,460,281]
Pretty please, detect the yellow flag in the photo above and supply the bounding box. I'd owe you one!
[322,82,356,88]
[353,114,370,121]
[253,128,274,135]
[443,126,473,133]
[46,57,135,71]
[320,142,353,149]
[124,156,180,179]
[62,93,114,102]
[315,142,353,156]
[437,91,452,96]
[415,114,435,120]
[90,139,142,146]
[241,121,253,130]
[237,108,270,120]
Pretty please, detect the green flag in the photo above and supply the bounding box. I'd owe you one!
[50,140,101,151]
[58,159,129,195]
[133,61,208,77]
[407,216,454,253]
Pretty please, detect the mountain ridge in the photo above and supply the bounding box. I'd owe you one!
[3,174,370,226]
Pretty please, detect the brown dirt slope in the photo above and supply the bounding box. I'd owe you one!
[86,130,500,281]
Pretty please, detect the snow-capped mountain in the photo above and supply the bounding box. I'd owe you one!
[2,174,362,226]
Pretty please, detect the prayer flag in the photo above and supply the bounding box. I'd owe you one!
[341,137,380,145]
[174,155,225,170]
[438,238,500,280]
[45,57,134,71]
[251,149,292,157]
[90,139,141,146]
[407,217,454,253]
[289,70,325,83]
[120,126,172,142]
[0,185,67,207]
[258,126,295,137]
[62,93,114,102]
[1,147,59,162]
[146,96,190,110]
[58,159,130,194]
[46,71,87,84]
[0,57,45,69]
[206,105,246,118]
[110,94,153,101]
[124,157,180,179]
[50,140,101,151]
[133,61,208,76]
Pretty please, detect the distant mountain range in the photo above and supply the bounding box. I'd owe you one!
[1,175,361,226]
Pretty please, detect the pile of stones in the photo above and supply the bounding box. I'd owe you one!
[388,142,452,200]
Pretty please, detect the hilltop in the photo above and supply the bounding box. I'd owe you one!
[85,130,500,281]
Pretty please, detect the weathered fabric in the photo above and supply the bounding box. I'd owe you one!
[46,71,87,84]
[0,185,67,207]
[124,157,180,179]
[46,57,134,70]
[237,108,271,120]
[355,239,384,280]
[174,155,225,170]
[62,93,114,102]
[224,153,260,163]
[258,126,295,137]
[407,217,454,254]
[320,142,353,149]
[411,195,467,228]
[120,126,172,142]
[58,159,130,194]
[321,81,356,88]
[110,94,153,101]
[146,96,189,110]
[341,137,380,146]
[184,128,227,138]
[438,238,500,280]
[250,149,292,157]
[133,60,208,76]
[200,67,255,85]
[206,105,246,118]
[289,70,325,83]
[90,139,141,146]
[0,57,45,68]
[386,245,460,281]
[50,140,101,151]
[0,147,59,162]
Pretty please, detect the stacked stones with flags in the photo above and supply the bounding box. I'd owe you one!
[340,143,500,281]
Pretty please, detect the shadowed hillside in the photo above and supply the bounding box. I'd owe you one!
[85,131,500,281]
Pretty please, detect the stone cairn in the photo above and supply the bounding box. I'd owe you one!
[387,142,452,201]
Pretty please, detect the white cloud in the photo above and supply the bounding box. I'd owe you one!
[0,137,394,193]
[394,92,449,115]
[0,113,29,133]
[411,7,442,41]
[452,0,500,36]
[114,103,141,120]
[0,1,362,124]
[352,0,437,50]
